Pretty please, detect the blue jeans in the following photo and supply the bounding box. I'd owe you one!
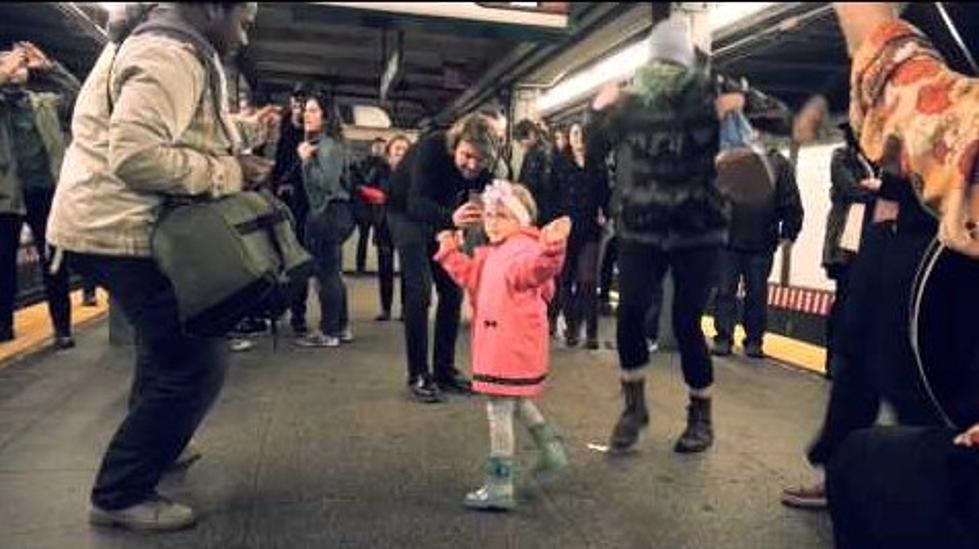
[713,248,774,347]
[69,253,227,510]
[307,202,354,336]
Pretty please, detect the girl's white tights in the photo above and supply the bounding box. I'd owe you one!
[486,396,546,457]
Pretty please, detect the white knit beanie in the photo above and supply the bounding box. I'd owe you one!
[647,13,695,69]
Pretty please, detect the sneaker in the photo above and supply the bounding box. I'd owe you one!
[53,336,76,351]
[710,340,732,357]
[744,341,766,359]
[338,329,355,344]
[781,481,827,509]
[647,339,660,353]
[409,377,443,404]
[375,312,392,322]
[231,318,268,337]
[89,494,197,532]
[585,338,600,350]
[229,338,255,353]
[435,372,472,395]
[295,333,340,348]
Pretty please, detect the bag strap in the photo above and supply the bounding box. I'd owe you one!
[105,20,228,144]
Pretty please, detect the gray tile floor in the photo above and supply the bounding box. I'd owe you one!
[0,278,833,548]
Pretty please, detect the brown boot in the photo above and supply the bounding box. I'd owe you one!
[609,379,649,452]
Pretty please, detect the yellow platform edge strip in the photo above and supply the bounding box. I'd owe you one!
[0,289,109,369]
[702,316,826,375]
[1,294,827,376]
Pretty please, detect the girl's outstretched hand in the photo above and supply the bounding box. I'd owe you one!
[540,216,572,246]
[436,230,462,255]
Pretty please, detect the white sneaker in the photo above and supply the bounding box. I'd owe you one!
[647,339,659,353]
[90,494,197,532]
[295,333,339,348]
[339,329,354,344]
[229,339,255,353]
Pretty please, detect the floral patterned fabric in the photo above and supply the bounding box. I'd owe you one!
[849,20,979,217]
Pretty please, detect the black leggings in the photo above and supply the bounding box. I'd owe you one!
[616,241,719,390]
[374,209,396,315]
[558,236,600,340]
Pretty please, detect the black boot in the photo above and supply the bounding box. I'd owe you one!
[609,378,649,452]
[674,396,713,453]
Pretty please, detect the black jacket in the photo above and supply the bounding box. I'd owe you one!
[553,153,610,242]
[585,66,729,251]
[727,149,804,253]
[386,131,491,246]
[517,143,551,213]
[822,146,875,269]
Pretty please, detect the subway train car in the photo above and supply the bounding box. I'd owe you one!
[0,3,976,547]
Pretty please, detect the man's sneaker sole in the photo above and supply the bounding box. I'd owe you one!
[89,508,197,532]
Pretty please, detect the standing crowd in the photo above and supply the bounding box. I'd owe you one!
[1,2,977,547]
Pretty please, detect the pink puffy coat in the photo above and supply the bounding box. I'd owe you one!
[434,229,566,397]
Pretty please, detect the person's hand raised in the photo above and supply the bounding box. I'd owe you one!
[0,49,27,82]
[17,42,52,72]
[452,202,484,228]
[297,141,318,162]
[436,230,462,255]
[237,155,274,189]
[540,216,571,245]
[592,82,621,112]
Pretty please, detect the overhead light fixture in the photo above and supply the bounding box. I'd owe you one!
[536,39,648,114]
[536,2,777,115]
[709,2,776,33]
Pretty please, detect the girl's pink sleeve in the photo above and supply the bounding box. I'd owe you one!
[433,246,478,291]
[507,240,567,292]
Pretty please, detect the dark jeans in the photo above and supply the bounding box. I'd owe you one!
[375,209,396,315]
[558,236,600,341]
[397,240,462,384]
[807,223,942,467]
[0,188,71,336]
[713,248,774,346]
[644,281,664,342]
[827,427,979,549]
[354,202,373,273]
[69,253,227,510]
[599,235,618,304]
[616,240,719,390]
[307,204,354,336]
[289,201,310,331]
[824,263,853,376]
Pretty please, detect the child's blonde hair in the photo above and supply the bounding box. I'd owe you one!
[504,182,538,225]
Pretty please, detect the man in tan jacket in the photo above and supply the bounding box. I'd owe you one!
[47,3,279,532]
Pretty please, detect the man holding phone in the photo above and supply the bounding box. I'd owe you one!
[386,114,497,403]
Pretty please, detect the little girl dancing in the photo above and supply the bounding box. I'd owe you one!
[435,180,572,512]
